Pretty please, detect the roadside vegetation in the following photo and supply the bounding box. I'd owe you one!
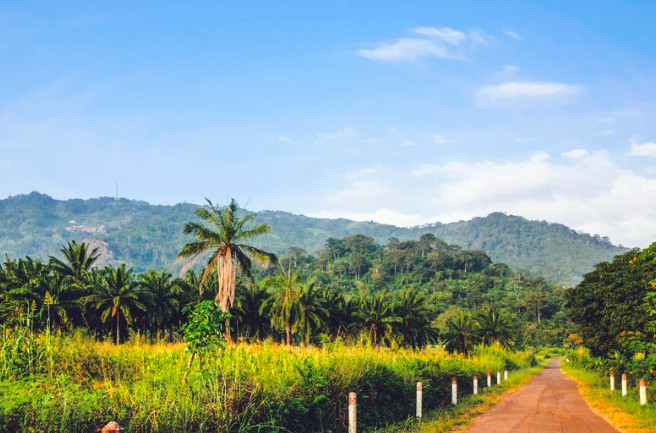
[564,243,656,429]
[0,198,566,432]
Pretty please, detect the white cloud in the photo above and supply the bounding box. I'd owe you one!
[314,128,357,145]
[469,29,493,46]
[628,142,656,157]
[278,136,292,143]
[357,26,486,62]
[357,38,449,62]
[504,29,522,40]
[411,27,465,45]
[503,65,519,73]
[433,135,454,144]
[403,140,416,147]
[477,81,584,106]
[316,152,656,247]
[561,149,589,159]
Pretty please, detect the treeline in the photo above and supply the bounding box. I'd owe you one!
[0,237,567,350]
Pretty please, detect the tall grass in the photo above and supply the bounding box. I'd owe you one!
[0,329,537,433]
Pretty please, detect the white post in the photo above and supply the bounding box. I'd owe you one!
[416,382,422,419]
[452,377,457,405]
[473,375,478,395]
[640,379,647,405]
[349,392,357,433]
[621,374,627,397]
[610,372,615,391]
[487,371,491,387]
[504,369,508,380]
[497,370,501,385]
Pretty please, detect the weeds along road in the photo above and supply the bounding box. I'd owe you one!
[463,358,618,433]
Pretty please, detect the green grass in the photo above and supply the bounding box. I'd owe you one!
[376,359,547,433]
[0,332,540,433]
[560,360,656,433]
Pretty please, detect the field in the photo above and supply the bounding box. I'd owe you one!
[0,328,537,433]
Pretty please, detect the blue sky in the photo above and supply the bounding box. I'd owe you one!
[2,1,656,247]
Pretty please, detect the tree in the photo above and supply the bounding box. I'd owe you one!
[394,288,439,349]
[48,240,99,290]
[476,308,514,349]
[176,199,277,325]
[84,264,148,345]
[355,294,401,346]
[296,281,329,345]
[443,313,479,356]
[263,268,303,345]
[565,246,656,357]
[138,270,181,343]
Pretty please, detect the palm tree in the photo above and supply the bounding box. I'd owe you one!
[231,281,271,341]
[355,294,401,346]
[138,270,181,343]
[443,312,480,356]
[176,199,277,340]
[296,281,329,345]
[262,268,303,345]
[477,308,514,349]
[394,289,439,349]
[48,240,99,290]
[84,264,148,345]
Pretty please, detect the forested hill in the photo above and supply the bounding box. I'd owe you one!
[0,192,627,285]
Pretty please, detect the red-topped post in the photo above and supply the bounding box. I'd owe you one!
[102,422,124,433]
[452,377,458,405]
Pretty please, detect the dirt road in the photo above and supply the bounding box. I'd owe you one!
[463,358,618,433]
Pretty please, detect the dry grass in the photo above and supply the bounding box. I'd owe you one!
[560,360,656,433]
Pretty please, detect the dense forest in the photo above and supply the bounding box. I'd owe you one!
[0,199,570,350]
[0,192,626,285]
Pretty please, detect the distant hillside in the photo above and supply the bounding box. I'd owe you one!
[0,192,629,284]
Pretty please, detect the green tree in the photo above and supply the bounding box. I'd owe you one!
[355,294,401,346]
[443,312,480,356]
[138,270,181,343]
[476,308,514,349]
[48,240,99,290]
[177,198,276,338]
[263,269,303,345]
[296,281,329,345]
[84,264,148,345]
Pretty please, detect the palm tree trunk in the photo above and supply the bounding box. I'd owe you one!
[116,309,120,345]
[286,322,291,345]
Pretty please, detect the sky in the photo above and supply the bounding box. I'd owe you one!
[1,1,656,248]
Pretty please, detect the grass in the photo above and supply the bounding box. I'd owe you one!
[0,329,540,432]
[376,359,547,433]
[560,360,656,433]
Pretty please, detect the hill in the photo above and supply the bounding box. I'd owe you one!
[0,192,628,284]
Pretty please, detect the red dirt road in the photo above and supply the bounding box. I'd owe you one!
[463,358,618,433]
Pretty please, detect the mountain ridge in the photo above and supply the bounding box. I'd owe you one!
[0,192,629,285]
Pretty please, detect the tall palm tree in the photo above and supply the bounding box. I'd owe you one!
[177,198,276,318]
[84,264,148,345]
[138,270,181,343]
[477,308,514,349]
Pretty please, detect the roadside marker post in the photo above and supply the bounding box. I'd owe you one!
[504,369,508,380]
[473,375,478,395]
[621,374,627,397]
[452,377,457,405]
[102,422,123,433]
[416,382,422,419]
[487,371,492,387]
[610,372,614,391]
[349,392,357,433]
[640,379,647,405]
[497,370,501,385]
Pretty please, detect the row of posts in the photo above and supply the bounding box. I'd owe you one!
[348,369,509,433]
[609,373,648,405]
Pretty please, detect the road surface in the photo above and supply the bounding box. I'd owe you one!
[463,358,618,433]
